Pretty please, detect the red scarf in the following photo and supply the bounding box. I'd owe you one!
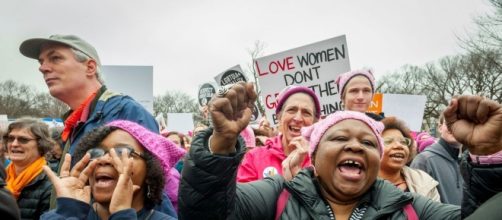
[61,92,97,142]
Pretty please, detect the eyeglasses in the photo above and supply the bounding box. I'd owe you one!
[86,145,146,160]
[383,137,412,147]
[6,135,37,144]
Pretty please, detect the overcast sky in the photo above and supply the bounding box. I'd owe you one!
[0,0,493,99]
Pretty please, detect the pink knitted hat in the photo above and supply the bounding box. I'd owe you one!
[275,85,321,119]
[301,111,384,158]
[106,120,186,172]
[240,125,256,148]
[335,69,376,97]
[416,132,436,152]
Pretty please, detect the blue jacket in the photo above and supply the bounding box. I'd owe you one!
[41,198,175,220]
[64,87,159,157]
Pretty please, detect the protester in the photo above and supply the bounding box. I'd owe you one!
[0,162,20,220]
[411,113,463,205]
[19,34,160,209]
[3,118,53,219]
[163,131,186,150]
[379,116,440,201]
[336,69,384,120]
[41,120,184,219]
[416,132,436,153]
[19,34,159,167]
[237,85,320,182]
[47,126,64,172]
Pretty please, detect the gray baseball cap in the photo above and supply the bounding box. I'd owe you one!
[19,34,101,65]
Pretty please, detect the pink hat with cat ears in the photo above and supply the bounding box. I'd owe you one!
[302,111,384,158]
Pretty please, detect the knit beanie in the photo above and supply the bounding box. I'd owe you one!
[275,85,321,119]
[335,69,375,98]
[302,111,384,158]
[106,120,186,173]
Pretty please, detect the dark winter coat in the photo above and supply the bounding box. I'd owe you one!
[179,128,460,220]
[17,172,52,220]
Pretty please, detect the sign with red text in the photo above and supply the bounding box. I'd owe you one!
[214,65,247,86]
[254,35,350,125]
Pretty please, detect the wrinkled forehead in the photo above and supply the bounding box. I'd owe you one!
[38,43,73,58]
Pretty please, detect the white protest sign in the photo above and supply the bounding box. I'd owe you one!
[254,35,350,125]
[102,65,154,114]
[214,65,247,86]
[381,94,427,131]
[166,113,194,135]
[0,114,9,131]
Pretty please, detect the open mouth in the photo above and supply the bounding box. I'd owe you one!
[94,173,117,188]
[10,148,24,154]
[389,152,405,160]
[337,159,366,181]
[289,125,301,136]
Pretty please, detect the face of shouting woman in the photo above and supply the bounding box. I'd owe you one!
[89,130,147,203]
[313,119,380,204]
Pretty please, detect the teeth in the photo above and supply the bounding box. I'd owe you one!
[342,160,361,167]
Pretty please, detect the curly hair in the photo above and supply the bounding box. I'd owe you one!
[73,126,165,208]
[2,117,53,156]
[381,116,413,147]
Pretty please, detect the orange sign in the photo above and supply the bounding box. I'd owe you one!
[368,93,383,114]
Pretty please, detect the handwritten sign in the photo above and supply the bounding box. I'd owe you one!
[254,35,351,125]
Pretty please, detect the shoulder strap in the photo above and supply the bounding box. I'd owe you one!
[403,203,418,220]
[275,189,290,220]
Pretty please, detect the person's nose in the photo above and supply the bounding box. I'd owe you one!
[38,61,51,74]
[344,140,364,153]
[96,153,112,166]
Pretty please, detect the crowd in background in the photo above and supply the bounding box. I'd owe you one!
[0,34,501,220]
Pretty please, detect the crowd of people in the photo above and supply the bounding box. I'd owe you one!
[0,34,501,220]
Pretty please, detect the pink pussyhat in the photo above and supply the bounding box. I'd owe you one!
[106,120,186,173]
[301,111,384,158]
[335,69,376,97]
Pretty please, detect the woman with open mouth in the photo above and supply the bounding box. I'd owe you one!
[379,116,441,201]
[3,118,53,220]
[41,120,184,220]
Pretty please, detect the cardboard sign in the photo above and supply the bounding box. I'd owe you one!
[166,113,194,135]
[381,94,427,131]
[102,65,154,114]
[214,65,247,86]
[254,35,351,125]
[198,83,216,106]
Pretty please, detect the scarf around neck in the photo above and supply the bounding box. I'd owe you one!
[5,157,47,199]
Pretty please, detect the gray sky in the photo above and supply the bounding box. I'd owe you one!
[0,0,493,99]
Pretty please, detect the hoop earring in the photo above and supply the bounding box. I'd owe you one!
[147,185,152,199]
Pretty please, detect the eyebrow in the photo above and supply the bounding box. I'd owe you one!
[38,50,57,63]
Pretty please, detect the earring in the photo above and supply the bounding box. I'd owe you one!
[147,185,152,199]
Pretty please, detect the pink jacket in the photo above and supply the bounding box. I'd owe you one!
[237,135,311,183]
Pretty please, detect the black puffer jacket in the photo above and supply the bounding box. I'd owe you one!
[17,172,51,220]
[179,128,460,220]
[460,151,502,218]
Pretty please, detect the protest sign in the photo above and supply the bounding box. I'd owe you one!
[166,113,194,135]
[102,65,154,114]
[198,83,217,106]
[214,65,247,86]
[381,94,427,131]
[254,35,350,125]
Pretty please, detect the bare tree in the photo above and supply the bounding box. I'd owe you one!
[244,40,267,115]
[153,90,201,126]
[0,80,37,117]
[33,93,69,118]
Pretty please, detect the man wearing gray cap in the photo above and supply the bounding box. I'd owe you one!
[18,35,181,217]
[20,34,158,163]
